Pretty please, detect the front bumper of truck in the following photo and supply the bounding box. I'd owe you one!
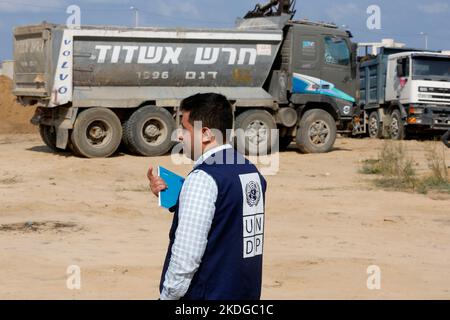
[406,104,450,130]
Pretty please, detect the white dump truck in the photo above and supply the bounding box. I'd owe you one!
[353,47,450,139]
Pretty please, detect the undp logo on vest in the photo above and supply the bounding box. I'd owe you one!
[239,173,265,259]
[246,181,261,207]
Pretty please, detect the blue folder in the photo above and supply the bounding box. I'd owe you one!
[158,166,185,210]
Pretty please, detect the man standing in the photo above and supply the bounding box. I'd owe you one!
[148,93,267,300]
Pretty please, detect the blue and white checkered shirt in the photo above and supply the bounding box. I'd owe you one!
[160,144,233,300]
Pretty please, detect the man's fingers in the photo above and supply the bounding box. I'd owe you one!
[150,184,168,197]
[150,180,168,192]
[154,182,168,190]
[149,177,166,185]
[156,186,167,193]
[147,166,168,197]
[152,177,167,186]
[147,166,154,180]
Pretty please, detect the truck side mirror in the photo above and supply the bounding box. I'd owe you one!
[351,43,357,78]
[396,60,404,77]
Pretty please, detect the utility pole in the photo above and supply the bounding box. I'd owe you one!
[420,32,428,50]
[130,6,139,28]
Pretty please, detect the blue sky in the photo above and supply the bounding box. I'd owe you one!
[0,0,449,61]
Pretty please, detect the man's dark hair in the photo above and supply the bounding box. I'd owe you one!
[180,93,233,142]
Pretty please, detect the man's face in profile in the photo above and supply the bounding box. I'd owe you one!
[178,111,202,161]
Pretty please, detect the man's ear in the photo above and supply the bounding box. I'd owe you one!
[201,127,214,143]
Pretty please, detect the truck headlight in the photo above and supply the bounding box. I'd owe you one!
[409,105,424,114]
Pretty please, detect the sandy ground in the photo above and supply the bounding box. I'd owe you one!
[0,134,449,300]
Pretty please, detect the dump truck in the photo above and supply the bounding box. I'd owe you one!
[353,47,450,139]
[13,0,358,158]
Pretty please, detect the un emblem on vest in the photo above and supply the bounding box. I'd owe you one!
[245,181,261,207]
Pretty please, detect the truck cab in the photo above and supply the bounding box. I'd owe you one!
[284,20,357,125]
[355,48,450,139]
[387,52,450,129]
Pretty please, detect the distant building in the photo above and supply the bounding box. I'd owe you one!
[357,39,406,56]
[0,60,14,79]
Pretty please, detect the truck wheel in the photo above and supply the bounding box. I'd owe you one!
[123,106,175,156]
[389,109,405,140]
[39,125,58,152]
[70,108,122,158]
[368,111,383,139]
[121,120,131,150]
[235,110,277,155]
[296,109,336,154]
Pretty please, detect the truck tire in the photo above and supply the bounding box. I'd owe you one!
[368,111,383,139]
[121,120,131,150]
[39,124,58,152]
[70,108,122,158]
[296,109,336,154]
[389,109,405,140]
[235,109,277,155]
[123,106,175,156]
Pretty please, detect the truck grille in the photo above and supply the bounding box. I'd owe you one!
[419,87,450,94]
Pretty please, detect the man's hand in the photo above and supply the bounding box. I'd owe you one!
[147,165,168,197]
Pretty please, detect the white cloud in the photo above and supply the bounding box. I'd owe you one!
[418,2,449,14]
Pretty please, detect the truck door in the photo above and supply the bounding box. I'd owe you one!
[290,29,356,104]
[291,31,322,81]
[320,35,356,102]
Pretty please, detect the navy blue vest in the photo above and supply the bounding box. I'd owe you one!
[160,147,267,300]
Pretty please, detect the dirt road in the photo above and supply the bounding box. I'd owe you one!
[0,134,449,299]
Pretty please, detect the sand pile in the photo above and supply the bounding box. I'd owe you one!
[0,75,37,134]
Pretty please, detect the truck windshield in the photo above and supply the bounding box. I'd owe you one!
[412,56,450,81]
[324,37,350,66]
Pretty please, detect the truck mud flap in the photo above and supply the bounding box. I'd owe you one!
[56,128,69,150]
[442,130,450,148]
